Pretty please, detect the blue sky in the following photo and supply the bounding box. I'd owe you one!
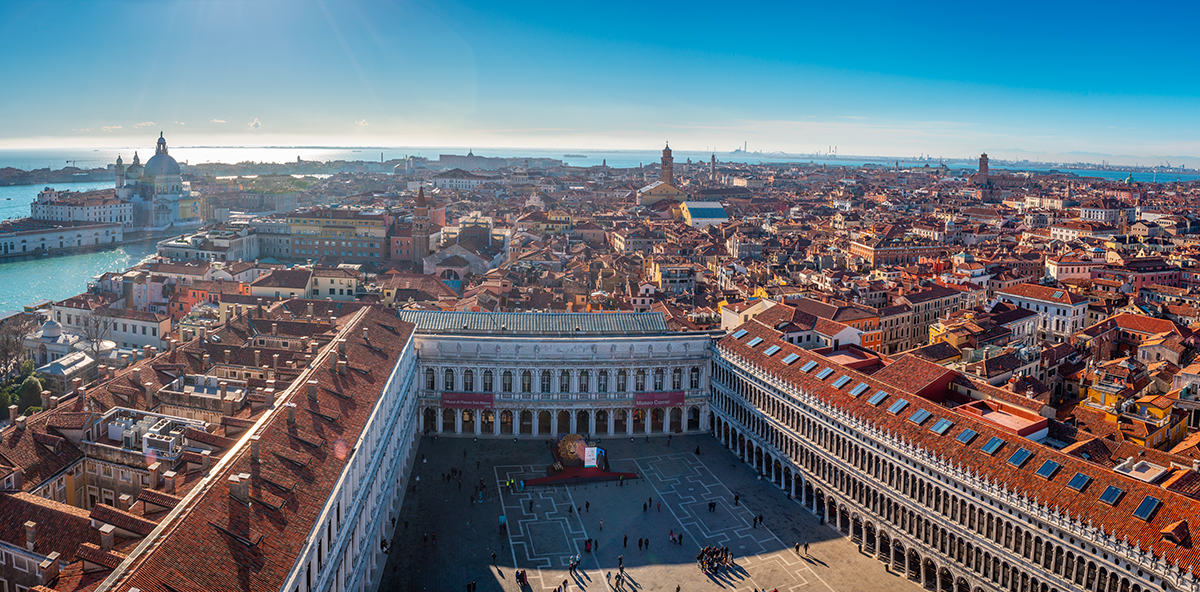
[2,0,1199,165]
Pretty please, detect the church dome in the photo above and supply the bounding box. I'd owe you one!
[42,320,62,338]
[143,132,180,177]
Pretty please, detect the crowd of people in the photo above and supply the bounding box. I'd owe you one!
[696,545,732,573]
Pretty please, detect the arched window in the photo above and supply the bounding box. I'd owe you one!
[464,369,474,392]
[559,371,570,393]
[444,369,454,391]
[635,369,646,392]
[598,370,608,392]
[579,370,590,393]
[541,370,552,393]
[425,368,435,390]
[672,368,682,390]
[522,371,532,393]
[654,369,664,391]
[503,371,513,392]
[483,370,494,392]
[617,370,627,392]
[690,366,700,389]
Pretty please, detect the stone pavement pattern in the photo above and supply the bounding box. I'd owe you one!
[381,435,916,592]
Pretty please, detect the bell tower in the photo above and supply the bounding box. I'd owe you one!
[412,187,430,270]
[661,142,674,186]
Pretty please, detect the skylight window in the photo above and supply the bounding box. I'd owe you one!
[1052,291,1064,299]
[1035,460,1061,480]
[867,390,889,406]
[1099,486,1124,506]
[1007,448,1033,468]
[747,337,763,347]
[980,437,1005,456]
[832,375,851,389]
[732,329,748,339]
[782,353,800,365]
[800,360,818,373]
[908,409,932,425]
[1133,496,1160,521]
[849,382,869,397]
[763,345,781,356]
[886,399,909,415]
[930,418,954,435]
[1066,473,1092,492]
[955,429,978,445]
[816,367,834,380]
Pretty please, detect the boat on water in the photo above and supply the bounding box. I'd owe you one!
[564,154,587,158]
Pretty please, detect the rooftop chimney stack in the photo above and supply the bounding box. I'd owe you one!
[307,380,318,401]
[163,470,178,493]
[99,524,115,552]
[307,302,314,317]
[254,350,261,367]
[272,323,278,335]
[251,435,260,463]
[40,390,51,411]
[49,396,59,410]
[7,405,15,424]
[24,521,35,552]
[228,473,249,504]
[286,403,296,424]
[118,493,132,511]
[38,552,61,584]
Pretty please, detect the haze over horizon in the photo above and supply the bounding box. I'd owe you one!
[3,0,1199,167]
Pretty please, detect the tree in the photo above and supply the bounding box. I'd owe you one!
[0,314,34,376]
[77,313,111,364]
[17,375,42,414]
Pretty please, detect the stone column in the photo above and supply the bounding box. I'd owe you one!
[701,404,710,431]
[474,409,481,435]
[588,411,596,436]
[532,410,539,436]
[626,409,634,435]
[550,410,558,436]
[569,411,577,434]
[436,409,443,434]
[607,411,615,435]
[645,410,653,435]
[454,410,462,434]
[418,408,425,433]
[790,473,797,498]
[493,410,501,436]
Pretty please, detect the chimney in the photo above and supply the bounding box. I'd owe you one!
[144,382,154,406]
[337,360,347,375]
[219,382,228,400]
[202,352,211,366]
[229,473,251,504]
[201,449,211,470]
[16,416,26,430]
[272,323,278,335]
[272,353,279,368]
[362,326,369,341]
[307,380,318,401]
[254,350,261,367]
[148,461,162,488]
[250,435,260,463]
[338,339,347,356]
[286,403,296,424]
[99,524,115,552]
[40,390,51,411]
[148,346,157,358]
[137,367,145,386]
[7,405,15,424]
[307,302,314,317]
[117,493,132,511]
[264,387,275,408]
[169,339,177,353]
[163,470,178,493]
[97,365,107,381]
[224,349,231,364]
[72,377,83,392]
[310,341,319,354]
[24,521,35,552]
[38,552,60,584]
[142,345,150,360]
[49,396,59,410]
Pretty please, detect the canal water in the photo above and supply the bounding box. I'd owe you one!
[0,182,158,312]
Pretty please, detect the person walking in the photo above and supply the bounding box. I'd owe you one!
[804,542,810,556]
[624,534,628,547]
[643,502,648,512]
[657,502,661,512]
[678,532,684,545]
[619,554,624,571]
[734,494,739,506]
[600,519,604,530]
[645,537,650,550]
[648,497,653,507]
[638,538,643,550]
[586,501,590,512]
[492,551,497,563]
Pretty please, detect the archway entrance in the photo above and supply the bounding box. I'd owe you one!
[632,409,646,433]
[651,408,664,433]
[442,408,455,432]
[481,410,494,434]
[577,410,590,435]
[558,410,571,434]
[520,410,533,435]
[596,409,609,434]
[687,406,699,431]
[500,410,514,434]
[461,409,475,434]
[423,408,436,433]
[538,410,552,435]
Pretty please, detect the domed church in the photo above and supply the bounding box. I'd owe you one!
[113,133,200,229]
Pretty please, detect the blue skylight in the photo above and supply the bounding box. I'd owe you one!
[816,367,834,380]
[1066,473,1092,492]
[782,353,800,365]
[1099,486,1124,506]
[800,360,818,373]
[955,429,978,445]
[747,337,763,347]
[832,375,851,389]
[849,382,869,397]
[908,409,932,425]
[930,418,954,435]
[1035,460,1061,479]
[867,390,889,406]
[732,329,747,339]
[763,345,781,356]
[1007,448,1033,468]
[1133,496,1160,521]
[886,399,909,415]
[980,437,1005,455]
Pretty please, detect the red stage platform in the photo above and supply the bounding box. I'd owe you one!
[525,465,638,487]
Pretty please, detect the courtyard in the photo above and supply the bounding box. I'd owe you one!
[382,434,916,592]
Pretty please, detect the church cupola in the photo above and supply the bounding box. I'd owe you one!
[156,132,168,155]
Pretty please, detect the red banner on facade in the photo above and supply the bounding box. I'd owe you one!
[635,391,684,408]
[442,392,494,409]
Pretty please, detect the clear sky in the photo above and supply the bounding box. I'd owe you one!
[2,0,1199,166]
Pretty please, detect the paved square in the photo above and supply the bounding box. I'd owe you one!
[380,435,918,592]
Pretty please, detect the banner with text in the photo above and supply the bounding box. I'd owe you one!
[634,391,685,408]
[442,392,494,409]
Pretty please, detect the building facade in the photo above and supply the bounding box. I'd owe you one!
[399,311,715,438]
